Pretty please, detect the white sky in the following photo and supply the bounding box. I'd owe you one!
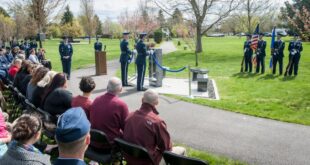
[0,0,288,22]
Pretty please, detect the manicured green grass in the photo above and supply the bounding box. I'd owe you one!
[185,146,246,165]
[42,38,123,72]
[161,36,310,125]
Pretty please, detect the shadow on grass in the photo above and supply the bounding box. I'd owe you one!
[281,76,296,81]
[257,74,280,80]
[232,72,260,79]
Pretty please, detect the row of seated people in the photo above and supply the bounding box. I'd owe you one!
[0,57,204,164]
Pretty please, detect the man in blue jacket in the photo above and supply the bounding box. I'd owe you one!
[54,107,91,165]
[94,37,103,51]
[135,33,148,91]
[59,37,73,79]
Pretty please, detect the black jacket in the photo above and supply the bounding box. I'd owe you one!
[43,88,72,117]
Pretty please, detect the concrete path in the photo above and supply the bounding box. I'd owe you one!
[68,61,310,165]
[159,41,177,54]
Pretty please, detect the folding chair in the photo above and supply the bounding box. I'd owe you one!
[85,129,112,164]
[163,151,208,165]
[114,138,155,165]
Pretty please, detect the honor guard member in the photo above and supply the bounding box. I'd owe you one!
[244,34,253,73]
[273,34,285,75]
[120,32,132,86]
[24,38,31,58]
[30,38,38,52]
[288,34,303,76]
[135,32,148,91]
[256,33,267,74]
[59,37,73,80]
[94,37,103,51]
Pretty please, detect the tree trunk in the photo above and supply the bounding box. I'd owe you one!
[196,26,202,53]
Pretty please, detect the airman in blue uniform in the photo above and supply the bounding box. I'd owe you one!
[256,33,266,74]
[24,39,31,58]
[120,32,132,86]
[135,33,148,91]
[30,38,38,52]
[59,37,73,79]
[287,34,303,76]
[244,34,253,73]
[94,37,103,51]
[273,34,285,75]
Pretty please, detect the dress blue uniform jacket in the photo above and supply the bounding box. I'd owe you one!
[135,40,148,65]
[94,42,103,51]
[5,53,14,63]
[274,40,285,57]
[59,42,73,61]
[54,158,87,165]
[257,40,266,56]
[288,41,303,55]
[30,42,38,50]
[120,39,131,63]
[244,41,253,56]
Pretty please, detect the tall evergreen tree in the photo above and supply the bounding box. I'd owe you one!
[93,14,102,36]
[172,8,183,25]
[61,5,74,25]
[157,9,166,27]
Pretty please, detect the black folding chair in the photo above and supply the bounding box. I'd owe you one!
[36,107,57,140]
[25,99,37,113]
[85,129,112,164]
[163,151,208,165]
[114,138,155,165]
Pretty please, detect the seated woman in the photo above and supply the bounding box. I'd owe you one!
[28,49,39,64]
[13,60,33,95]
[32,71,57,108]
[26,67,49,102]
[42,73,72,117]
[0,114,51,165]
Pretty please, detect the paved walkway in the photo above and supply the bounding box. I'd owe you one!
[68,61,310,165]
[159,41,177,54]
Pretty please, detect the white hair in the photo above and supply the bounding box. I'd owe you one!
[13,58,22,65]
[37,71,57,87]
[143,89,159,105]
[107,77,122,94]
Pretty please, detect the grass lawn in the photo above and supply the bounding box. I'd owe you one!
[160,36,310,125]
[42,38,123,72]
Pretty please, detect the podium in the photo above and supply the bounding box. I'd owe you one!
[95,51,107,75]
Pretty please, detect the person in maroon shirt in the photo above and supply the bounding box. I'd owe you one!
[123,89,186,165]
[71,77,96,120]
[90,77,129,150]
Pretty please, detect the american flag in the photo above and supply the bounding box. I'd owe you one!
[251,24,260,50]
[251,24,259,66]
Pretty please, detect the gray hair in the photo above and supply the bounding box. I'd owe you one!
[143,89,159,105]
[37,71,57,87]
[107,77,122,94]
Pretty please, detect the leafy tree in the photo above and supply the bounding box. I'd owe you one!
[0,6,9,17]
[154,29,163,43]
[171,8,183,25]
[281,0,310,40]
[61,20,84,38]
[93,14,102,36]
[61,5,74,25]
[0,14,15,41]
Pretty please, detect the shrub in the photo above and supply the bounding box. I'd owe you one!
[154,29,163,44]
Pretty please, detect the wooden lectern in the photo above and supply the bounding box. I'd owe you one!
[95,51,107,75]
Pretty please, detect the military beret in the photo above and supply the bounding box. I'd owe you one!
[56,107,90,143]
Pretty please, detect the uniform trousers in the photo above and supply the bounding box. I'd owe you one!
[256,55,265,74]
[121,62,129,86]
[272,55,283,75]
[136,64,146,91]
[288,54,301,76]
[245,54,252,73]
[61,59,71,79]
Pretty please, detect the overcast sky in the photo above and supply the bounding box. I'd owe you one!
[0,0,288,21]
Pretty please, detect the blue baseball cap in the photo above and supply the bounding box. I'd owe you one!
[56,107,90,143]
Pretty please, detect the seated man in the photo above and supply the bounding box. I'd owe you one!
[90,77,129,150]
[54,107,91,165]
[123,89,186,165]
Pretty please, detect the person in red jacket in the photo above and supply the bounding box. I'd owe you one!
[123,89,186,165]
[8,59,22,79]
[90,77,129,151]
